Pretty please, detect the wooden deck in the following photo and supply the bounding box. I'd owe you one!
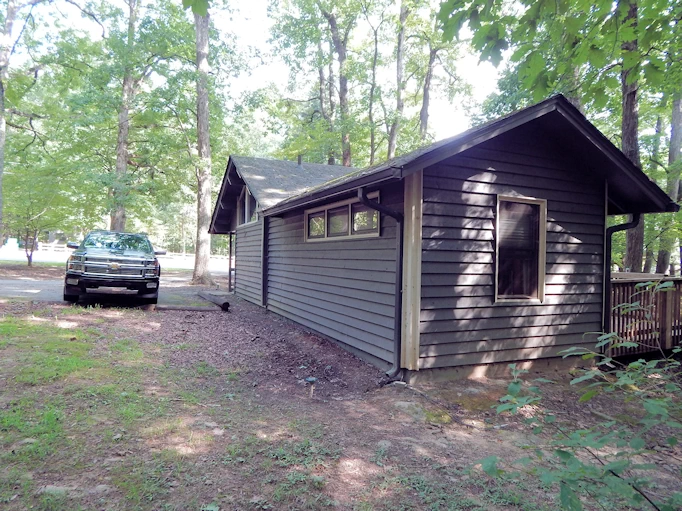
[609,275,682,357]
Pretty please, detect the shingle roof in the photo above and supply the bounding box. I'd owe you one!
[232,156,355,209]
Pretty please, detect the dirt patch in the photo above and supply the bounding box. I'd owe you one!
[147,301,383,399]
[0,263,65,280]
[1,298,680,511]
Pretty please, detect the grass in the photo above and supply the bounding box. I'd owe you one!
[1,316,99,384]
[0,397,66,465]
[0,305,597,511]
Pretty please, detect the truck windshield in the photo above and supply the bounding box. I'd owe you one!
[83,233,153,253]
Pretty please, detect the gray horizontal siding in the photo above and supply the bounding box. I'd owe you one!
[419,133,605,369]
[266,182,403,366]
[235,221,262,305]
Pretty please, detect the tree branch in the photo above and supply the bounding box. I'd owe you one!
[64,0,106,38]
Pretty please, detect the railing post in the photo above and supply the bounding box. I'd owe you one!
[660,286,674,350]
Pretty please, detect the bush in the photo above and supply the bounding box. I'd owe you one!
[482,281,682,511]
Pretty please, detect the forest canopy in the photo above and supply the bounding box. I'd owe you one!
[0,0,679,274]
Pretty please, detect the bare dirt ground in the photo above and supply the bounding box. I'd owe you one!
[1,266,680,510]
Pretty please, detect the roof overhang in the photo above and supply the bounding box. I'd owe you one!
[263,166,403,217]
[209,158,244,234]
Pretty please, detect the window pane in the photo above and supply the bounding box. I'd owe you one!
[328,206,349,236]
[352,203,378,234]
[498,201,540,299]
[308,212,325,238]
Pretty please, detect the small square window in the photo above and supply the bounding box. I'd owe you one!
[328,206,349,237]
[307,211,325,239]
[352,203,379,234]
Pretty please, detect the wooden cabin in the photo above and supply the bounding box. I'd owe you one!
[210,96,678,380]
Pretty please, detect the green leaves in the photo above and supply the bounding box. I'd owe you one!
[488,278,682,510]
[569,371,602,386]
[478,455,501,477]
[559,483,583,511]
[182,0,209,16]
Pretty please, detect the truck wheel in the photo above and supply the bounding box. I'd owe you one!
[63,291,78,303]
[139,289,158,305]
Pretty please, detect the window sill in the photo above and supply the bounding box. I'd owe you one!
[305,232,380,242]
[494,298,544,306]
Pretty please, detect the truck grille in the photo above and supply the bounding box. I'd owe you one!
[82,256,149,278]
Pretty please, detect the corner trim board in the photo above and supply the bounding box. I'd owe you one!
[402,170,423,371]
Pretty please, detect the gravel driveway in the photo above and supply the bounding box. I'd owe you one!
[0,264,228,308]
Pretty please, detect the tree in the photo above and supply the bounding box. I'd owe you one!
[191,8,213,284]
[386,0,411,159]
[360,0,388,165]
[406,6,464,140]
[0,0,43,244]
[315,1,358,166]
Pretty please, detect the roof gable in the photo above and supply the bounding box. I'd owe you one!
[232,156,355,209]
[209,156,355,233]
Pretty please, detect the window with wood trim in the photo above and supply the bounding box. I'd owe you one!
[496,196,546,301]
[304,192,380,242]
[237,186,259,226]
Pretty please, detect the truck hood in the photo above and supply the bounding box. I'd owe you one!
[80,248,155,259]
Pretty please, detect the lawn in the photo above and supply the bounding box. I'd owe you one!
[0,300,679,510]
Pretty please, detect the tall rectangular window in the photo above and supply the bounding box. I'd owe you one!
[496,197,546,301]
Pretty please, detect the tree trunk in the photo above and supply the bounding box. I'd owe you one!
[620,0,643,273]
[656,103,681,274]
[111,0,138,232]
[327,51,336,165]
[0,0,21,245]
[565,65,585,114]
[112,71,134,231]
[419,47,437,140]
[317,41,335,165]
[643,247,654,273]
[320,8,353,166]
[368,24,379,165]
[387,2,409,160]
[192,11,213,285]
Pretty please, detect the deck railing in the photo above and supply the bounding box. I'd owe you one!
[609,275,682,357]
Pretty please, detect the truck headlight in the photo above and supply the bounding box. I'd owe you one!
[145,259,160,277]
[68,255,83,271]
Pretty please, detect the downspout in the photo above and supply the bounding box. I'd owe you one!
[358,187,404,379]
[228,232,234,292]
[603,213,641,334]
[261,216,269,307]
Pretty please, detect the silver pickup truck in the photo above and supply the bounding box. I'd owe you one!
[63,230,166,304]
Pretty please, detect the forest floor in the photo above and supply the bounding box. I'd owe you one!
[0,269,680,510]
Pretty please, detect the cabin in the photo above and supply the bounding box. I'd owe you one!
[209,96,679,380]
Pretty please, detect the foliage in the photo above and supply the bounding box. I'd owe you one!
[438,0,682,105]
[484,281,682,510]
[267,0,470,167]
[1,0,244,257]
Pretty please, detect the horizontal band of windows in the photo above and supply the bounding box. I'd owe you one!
[304,192,381,242]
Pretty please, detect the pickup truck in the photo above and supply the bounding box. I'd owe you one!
[63,230,166,304]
